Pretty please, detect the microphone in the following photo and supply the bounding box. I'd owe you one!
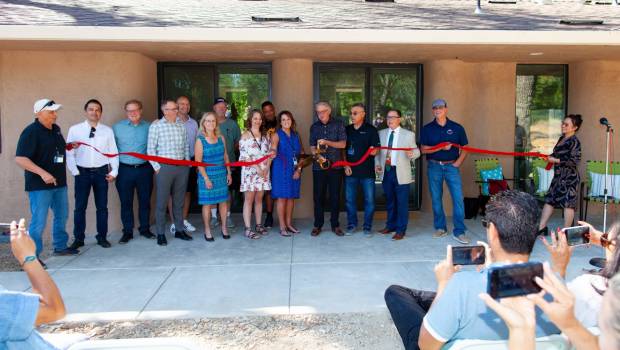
[600,117,612,127]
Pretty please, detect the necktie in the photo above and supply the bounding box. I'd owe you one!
[386,130,394,172]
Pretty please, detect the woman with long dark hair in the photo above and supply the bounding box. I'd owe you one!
[270,111,304,237]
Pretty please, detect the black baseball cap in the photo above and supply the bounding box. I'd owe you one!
[213,97,227,105]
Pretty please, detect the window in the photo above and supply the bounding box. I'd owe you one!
[158,63,271,212]
[514,64,567,190]
[315,64,422,210]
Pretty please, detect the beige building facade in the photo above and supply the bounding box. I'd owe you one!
[1,26,620,234]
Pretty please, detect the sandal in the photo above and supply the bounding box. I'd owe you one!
[286,225,300,234]
[256,224,269,235]
[244,227,261,240]
[280,228,292,237]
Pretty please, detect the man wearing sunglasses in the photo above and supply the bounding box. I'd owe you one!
[66,99,119,249]
[15,99,79,267]
[420,99,470,245]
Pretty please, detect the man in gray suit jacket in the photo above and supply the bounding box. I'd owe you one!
[375,109,420,240]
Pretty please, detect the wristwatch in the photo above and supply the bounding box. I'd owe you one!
[21,255,36,267]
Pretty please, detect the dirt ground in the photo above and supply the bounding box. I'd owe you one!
[40,313,404,350]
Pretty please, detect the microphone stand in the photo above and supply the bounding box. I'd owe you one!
[603,122,613,233]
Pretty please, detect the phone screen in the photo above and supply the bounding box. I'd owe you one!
[452,245,486,265]
[487,262,543,299]
[562,226,590,246]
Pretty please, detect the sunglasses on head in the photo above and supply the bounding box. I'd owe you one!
[37,100,56,113]
[89,126,96,138]
[481,218,492,228]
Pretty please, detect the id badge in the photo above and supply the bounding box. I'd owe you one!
[293,157,298,167]
[347,145,355,156]
[54,155,64,164]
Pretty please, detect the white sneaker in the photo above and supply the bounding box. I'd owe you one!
[210,217,219,228]
[183,220,196,232]
[169,224,176,234]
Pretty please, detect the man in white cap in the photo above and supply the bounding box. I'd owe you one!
[15,99,79,268]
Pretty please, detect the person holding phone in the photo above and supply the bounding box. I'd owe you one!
[538,114,582,236]
[384,190,560,350]
[0,219,67,349]
[480,262,609,350]
[540,221,619,329]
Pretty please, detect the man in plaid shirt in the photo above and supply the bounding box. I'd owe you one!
[147,99,192,246]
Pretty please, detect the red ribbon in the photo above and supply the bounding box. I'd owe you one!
[67,141,551,170]
[330,142,550,169]
[66,141,271,168]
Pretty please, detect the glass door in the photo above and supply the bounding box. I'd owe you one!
[314,64,422,210]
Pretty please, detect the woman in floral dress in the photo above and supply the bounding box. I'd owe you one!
[239,109,273,239]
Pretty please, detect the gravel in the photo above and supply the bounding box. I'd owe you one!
[0,230,52,272]
[40,313,403,350]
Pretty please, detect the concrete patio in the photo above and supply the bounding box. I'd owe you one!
[0,213,605,322]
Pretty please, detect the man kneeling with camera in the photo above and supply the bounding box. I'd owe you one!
[384,190,560,350]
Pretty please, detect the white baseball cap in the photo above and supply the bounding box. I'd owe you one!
[33,99,62,114]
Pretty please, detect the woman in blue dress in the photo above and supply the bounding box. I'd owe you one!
[270,111,305,237]
[195,112,232,241]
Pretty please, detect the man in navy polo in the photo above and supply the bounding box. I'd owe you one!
[420,99,470,244]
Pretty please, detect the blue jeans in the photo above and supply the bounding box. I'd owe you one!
[74,166,109,241]
[383,167,410,233]
[28,186,69,256]
[427,161,467,236]
[345,176,375,230]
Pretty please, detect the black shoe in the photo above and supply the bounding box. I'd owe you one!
[157,235,167,246]
[119,234,133,245]
[69,240,84,250]
[53,247,79,256]
[538,227,549,236]
[140,231,156,239]
[38,258,47,269]
[175,231,193,241]
[97,239,112,248]
[264,213,273,228]
[204,233,214,242]
[221,231,231,239]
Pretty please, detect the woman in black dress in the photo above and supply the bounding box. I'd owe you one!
[538,114,582,235]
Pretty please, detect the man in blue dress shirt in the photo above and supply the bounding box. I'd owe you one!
[113,99,155,244]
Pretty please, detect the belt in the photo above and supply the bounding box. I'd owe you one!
[77,165,108,171]
[120,162,149,168]
[429,159,456,165]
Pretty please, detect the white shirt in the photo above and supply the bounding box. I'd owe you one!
[567,273,605,328]
[66,120,119,177]
[387,126,401,165]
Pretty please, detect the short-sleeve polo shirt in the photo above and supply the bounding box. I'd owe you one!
[16,119,67,192]
[420,118,468,162]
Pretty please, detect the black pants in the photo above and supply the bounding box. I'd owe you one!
[384,285,437,350]
[116,163,153,235]
[74,165,109,242]
[312,169,343,229]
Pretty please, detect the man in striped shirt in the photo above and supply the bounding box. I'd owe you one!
[147,99,192,246]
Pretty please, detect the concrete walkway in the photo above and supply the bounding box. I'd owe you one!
[0,213,604,322]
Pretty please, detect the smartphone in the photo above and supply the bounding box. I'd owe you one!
[561,225,590,246]
[487,262,543,299]
[0,222,12,229]
[452,245,486,265]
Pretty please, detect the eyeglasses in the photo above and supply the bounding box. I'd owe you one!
[37,100,56,113]
[601,233,617,249]
[481,218,491,228]
[432,106,445,110]
[89,126,96,138]
[316,109,329,114]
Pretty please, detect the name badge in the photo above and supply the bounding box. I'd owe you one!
[54,155,64,164]
[347,146,355,156]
